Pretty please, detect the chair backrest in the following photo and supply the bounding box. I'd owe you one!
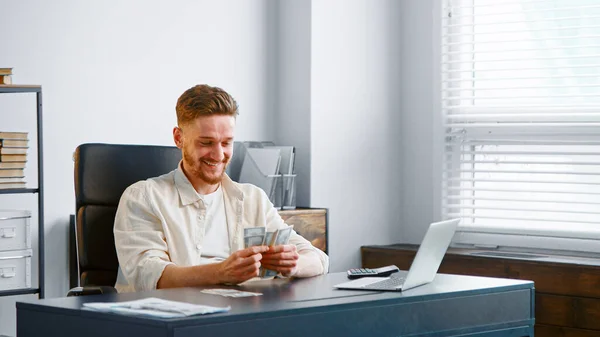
[74,143,182,287]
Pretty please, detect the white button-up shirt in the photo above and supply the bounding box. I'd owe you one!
[113,164,329,292]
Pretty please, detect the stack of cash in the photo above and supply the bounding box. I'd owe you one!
[243,226,293,278]
[201,289,262,297]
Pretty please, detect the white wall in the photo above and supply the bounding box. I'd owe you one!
[399,0,442,243]
[0,0,442,335]
[272,0,312,207]
[0,1,277,335]
[311,0,405,272]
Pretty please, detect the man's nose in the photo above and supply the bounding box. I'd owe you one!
[211,144,225,161]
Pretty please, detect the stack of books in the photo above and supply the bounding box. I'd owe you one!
[0,68,12,85]
[0,131,28,189]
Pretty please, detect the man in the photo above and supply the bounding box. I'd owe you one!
[113,84,329,292]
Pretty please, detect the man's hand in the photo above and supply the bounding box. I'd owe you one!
[217,246,269,284]
[261,245,299,277]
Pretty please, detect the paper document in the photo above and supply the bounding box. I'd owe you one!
[82,297,230,318]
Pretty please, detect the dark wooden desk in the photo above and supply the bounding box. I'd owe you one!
[17,272,534,337]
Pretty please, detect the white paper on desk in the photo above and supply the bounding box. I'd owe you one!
[82,297,230,318]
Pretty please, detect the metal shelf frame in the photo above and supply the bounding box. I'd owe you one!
[0,85,44,298]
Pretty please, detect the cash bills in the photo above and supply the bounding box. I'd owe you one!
[262,231,275,246]
[261,226,293,278]
[243,227,266,248]
[243,226,294,278]
[201,289,262,298]
[243,226,293,249]
[273,226,292,246]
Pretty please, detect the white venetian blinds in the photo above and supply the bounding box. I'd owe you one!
[442,0,600,242]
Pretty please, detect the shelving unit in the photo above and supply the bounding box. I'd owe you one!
[0,85,44,299]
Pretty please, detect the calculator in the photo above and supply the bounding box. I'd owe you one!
[346,265,400,279]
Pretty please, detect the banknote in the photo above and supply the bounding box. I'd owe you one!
[272,226,292,246]
[258,231,275,277]
[261,226,294,278]
[244,227,266,248]
[262,231,275,246]
[201,289,262,297]
[244,235,265,248]
[244,227,266,237]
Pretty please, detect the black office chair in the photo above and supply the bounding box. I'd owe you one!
[69,143,182,296]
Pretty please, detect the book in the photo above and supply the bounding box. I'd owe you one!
[0,161,26,169]
[0,169,24,178]
[0,139,28,147]
[0,181,26,189]
[0,154,27,162]
[0,147,27,155]
[0,75,11,85]
[0,68,12,76]
[0,177,25,183]
[0,132,27,139]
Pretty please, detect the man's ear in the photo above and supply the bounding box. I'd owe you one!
[173,126,184,149]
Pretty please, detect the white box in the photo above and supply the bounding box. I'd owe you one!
[0,210,31,252]
[0,249,32,291]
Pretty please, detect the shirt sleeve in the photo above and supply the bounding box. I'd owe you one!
[113,183,174,291]
[262,192,330,277]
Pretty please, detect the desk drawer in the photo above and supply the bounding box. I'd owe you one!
[0,249,32,291]
[0,210,31,251]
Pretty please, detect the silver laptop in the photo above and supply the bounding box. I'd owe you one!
[334,218,460,292]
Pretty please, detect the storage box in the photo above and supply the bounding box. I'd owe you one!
[0,249,32,291]
[0,210,31,251]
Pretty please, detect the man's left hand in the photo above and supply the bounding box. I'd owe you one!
[260,244,299,277]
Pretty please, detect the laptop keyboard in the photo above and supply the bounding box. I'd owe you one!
[364,276,406,290]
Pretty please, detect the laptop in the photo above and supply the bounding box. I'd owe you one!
[334,218,460,292]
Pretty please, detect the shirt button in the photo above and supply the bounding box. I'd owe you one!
[196,244,202,250]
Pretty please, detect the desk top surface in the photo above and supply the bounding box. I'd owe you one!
[17,272,533,326]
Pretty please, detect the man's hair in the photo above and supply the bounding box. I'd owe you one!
[176,84,238,126]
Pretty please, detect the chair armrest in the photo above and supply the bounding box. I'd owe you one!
[67,286,117,297]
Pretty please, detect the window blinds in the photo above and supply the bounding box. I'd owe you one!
[442,0,600,244]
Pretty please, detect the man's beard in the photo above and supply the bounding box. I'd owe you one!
[183,148,229,185]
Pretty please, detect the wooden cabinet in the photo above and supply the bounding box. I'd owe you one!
[279,208,328,254]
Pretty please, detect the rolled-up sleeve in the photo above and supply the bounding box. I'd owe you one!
[114,183,174,291]
[289,230,330,276]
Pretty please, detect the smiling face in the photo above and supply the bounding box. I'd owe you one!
[173,114,236,194]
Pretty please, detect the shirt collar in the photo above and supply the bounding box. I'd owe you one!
[174,161,243,206]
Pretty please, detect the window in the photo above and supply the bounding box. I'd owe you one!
[442,0,600,253]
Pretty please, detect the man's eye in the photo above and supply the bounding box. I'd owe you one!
[223,142,232,147]
[200,142,212,146]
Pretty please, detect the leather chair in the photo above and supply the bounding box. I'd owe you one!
[69,143,181,295]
